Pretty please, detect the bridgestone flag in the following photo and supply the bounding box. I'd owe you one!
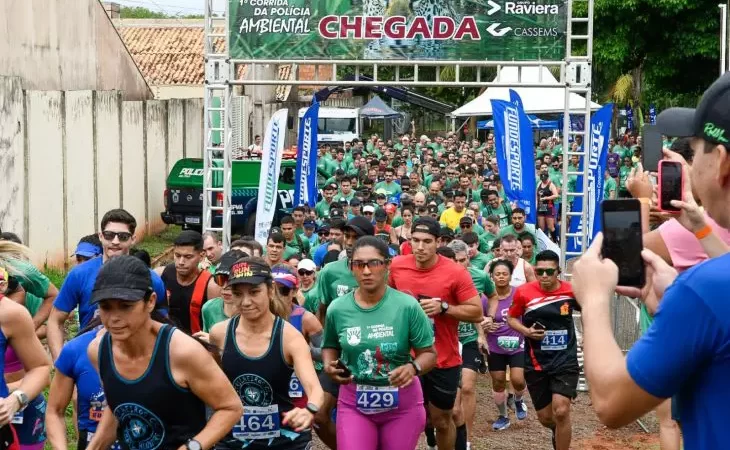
[491,91,537,224]
[567,103,613,254]
[255,109,288,246]
[294,98,319,208]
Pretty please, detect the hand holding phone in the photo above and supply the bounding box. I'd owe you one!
[658,160,683,212]
[335,359,352,378]
[601,199,646,288]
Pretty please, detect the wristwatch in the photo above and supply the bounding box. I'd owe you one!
[440,301,450,315]
[409,360,422,376]
[306,402,319,415]
[12,390,28,411]
[185,439,202,450]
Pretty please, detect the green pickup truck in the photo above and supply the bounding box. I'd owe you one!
[161,158,317,235]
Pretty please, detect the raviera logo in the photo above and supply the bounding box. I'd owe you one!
[504,106,522,191]
[504,2,560,15]
[264,122,280,213]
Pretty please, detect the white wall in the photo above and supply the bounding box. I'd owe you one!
[0,77,204,267]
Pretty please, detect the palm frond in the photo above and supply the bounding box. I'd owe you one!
[609,74,634,104]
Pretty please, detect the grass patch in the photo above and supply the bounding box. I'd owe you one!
[135,225,181,257]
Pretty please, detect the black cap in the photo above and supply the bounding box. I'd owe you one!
[350,198,362,207]
[459,216,473,227]
[657,73,730,145]
[427,204,439,214]
[91,256,152,304]
[412,217,441,238]
[330,208,345,220]
[227,258,272,286]
[374,208,387,221]
[440,227,455,239]
[344,216,375,237]
[338,198,349,205]
[317,223,331,234]
[217,249,249,275]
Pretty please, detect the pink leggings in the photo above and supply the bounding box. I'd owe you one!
[336,378,425,450]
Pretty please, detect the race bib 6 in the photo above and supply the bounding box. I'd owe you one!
[289,374,304,398]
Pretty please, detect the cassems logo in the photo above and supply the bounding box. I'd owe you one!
[504,106,522,191]
[264,121,279,213]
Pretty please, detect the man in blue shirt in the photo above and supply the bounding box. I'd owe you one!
[46,209,167,360]
[571,72,730,450]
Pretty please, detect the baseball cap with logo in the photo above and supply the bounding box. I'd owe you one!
[303,219,317,229]
[657,72,730,145]
[227,258,273,286]
[374,209,388,222]
[330,208,345,220]
[90,256,153,304]
[412,217,441,238]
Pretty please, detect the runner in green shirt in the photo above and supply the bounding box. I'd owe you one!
[315,183,338,219]
[604,170,618,200]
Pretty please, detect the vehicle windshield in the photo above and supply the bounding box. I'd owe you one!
[318,117,356,135]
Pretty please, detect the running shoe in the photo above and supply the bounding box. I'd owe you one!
[514,398,528,420]
[507,393,516,411]
[492,415,511,431]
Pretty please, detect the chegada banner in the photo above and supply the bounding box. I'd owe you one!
[229,0,567,61]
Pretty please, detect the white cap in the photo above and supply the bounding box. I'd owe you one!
[297,259,317,272]
[363,205,375,213]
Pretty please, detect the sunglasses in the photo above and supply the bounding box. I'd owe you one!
[535,268,557,276]
[214,273,229,286]
[350,259,387,271]
[298,269,314,276]
[277,285,292,296]
[101,230,133,242]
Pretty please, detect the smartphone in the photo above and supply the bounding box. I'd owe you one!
[642,124,663,172]
[601,199,646,287]
[533,321,546,330]
[335,359,352,378]
[658,160,683,212]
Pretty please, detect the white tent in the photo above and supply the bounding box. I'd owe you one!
[451,66,601,117]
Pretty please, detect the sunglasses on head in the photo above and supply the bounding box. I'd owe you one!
[535,268,557,276]
[350,259,387,271]
[298,269,314,276]
[101,230,133,242]
[277,285,292,296]
[214,273,229,287]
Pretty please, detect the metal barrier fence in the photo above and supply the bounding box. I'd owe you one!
[575,295,642,392]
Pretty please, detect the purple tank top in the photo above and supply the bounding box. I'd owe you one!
[607,152,621,178]
[4,346,22,373]
[483,288,524,355]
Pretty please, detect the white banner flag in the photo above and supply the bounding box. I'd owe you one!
[254,109,288,246]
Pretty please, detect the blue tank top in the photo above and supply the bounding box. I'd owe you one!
[289,305,305,334]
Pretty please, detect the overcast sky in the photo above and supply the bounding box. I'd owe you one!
[117,0,226,16]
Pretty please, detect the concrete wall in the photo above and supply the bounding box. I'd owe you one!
[0,0,152,100]
[0,77,204,267]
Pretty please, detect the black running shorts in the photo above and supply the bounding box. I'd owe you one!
[524,368,579,411]
[460,341,484,373]
[421,366,461,411]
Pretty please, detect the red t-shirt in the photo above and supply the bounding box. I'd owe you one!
[388,255,478,368]
[400,241,412,255]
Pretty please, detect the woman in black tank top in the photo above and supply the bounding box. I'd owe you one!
[209,257,324,450]
[85,256,242,450]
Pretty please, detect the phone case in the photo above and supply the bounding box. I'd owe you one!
[657,160,684,213]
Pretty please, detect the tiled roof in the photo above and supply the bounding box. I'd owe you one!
[118,26,248,86]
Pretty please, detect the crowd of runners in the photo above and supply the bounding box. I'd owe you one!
[0,74,729,450]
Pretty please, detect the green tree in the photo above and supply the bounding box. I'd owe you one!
[591,0,721,110]
[120,6,168,18]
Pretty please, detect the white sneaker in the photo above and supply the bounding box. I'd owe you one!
[467,442,471,450]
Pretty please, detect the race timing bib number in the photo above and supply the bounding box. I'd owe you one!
[289,374,304,398]
[497,336,521,351]
[356,385,399,415]
[233,405,281,440]
[541,330,568,351]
